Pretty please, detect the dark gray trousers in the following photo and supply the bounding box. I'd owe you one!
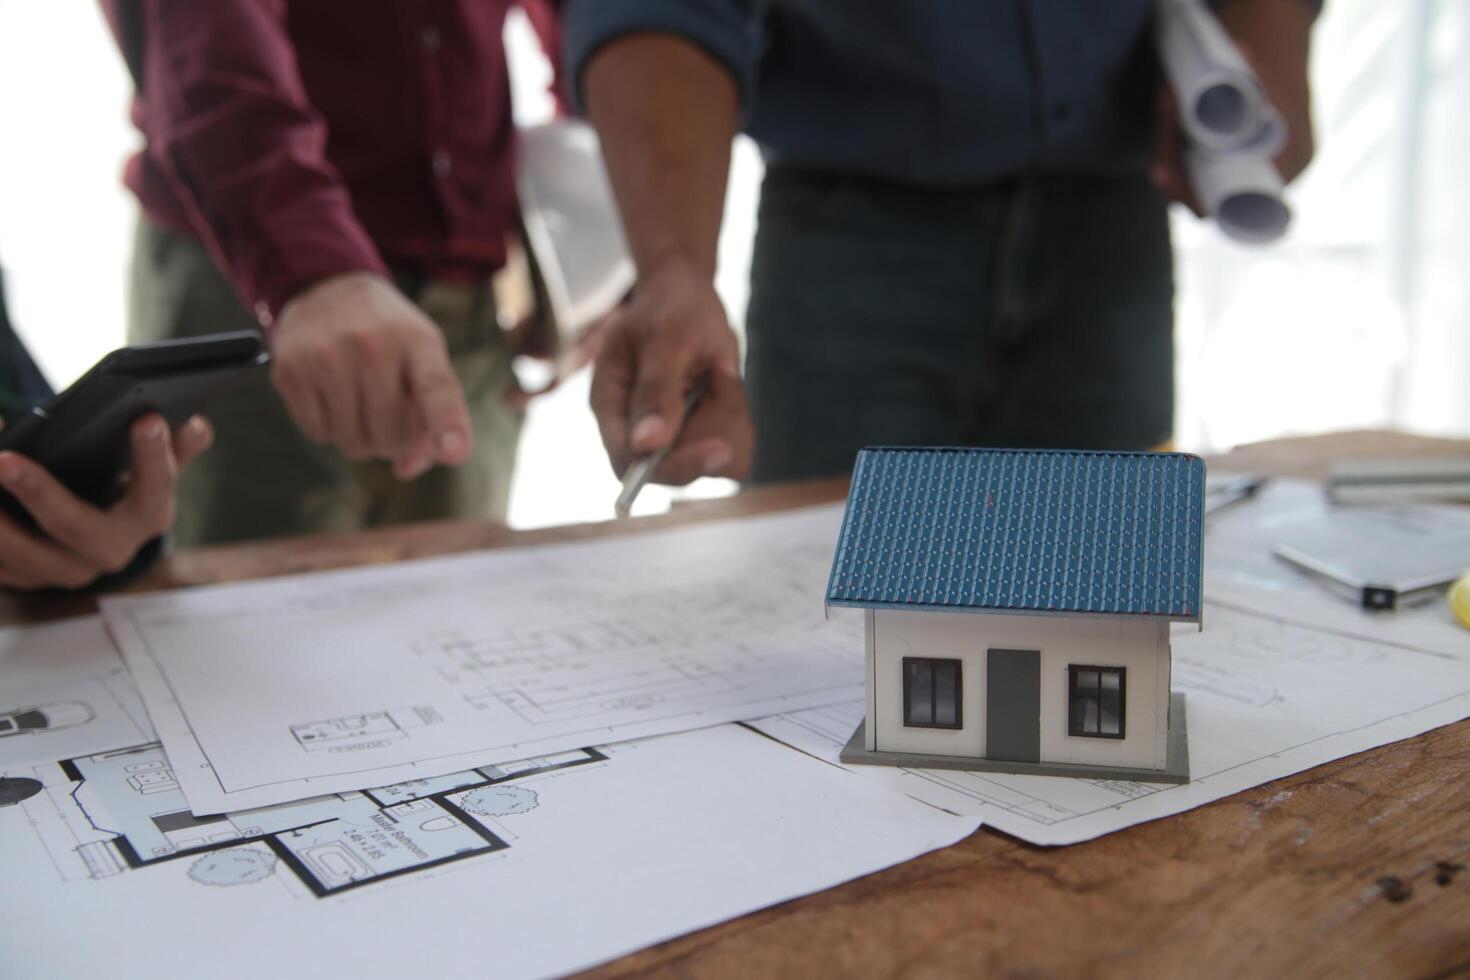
[745,167,1176,482]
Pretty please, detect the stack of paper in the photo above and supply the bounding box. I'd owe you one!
[5,488,1470,977]
[0,615,978,980]
[99,507,866,814]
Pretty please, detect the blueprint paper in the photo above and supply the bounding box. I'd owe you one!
[0,718,978,980]
[0,617,153,770]
[1156,0,1283,153]
[101,505,866,813]
[1,613,976,979]
[1155,0,1292,243]
[1185,149,1291,244]
[1205,479,1470,657]
[752,583,1470,846]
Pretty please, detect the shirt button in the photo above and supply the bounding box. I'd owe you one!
[421,26,442,51]
[432,150,452,178]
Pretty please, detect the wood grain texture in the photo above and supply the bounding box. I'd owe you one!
[3,431,1467,977]
[1208,428,1470,482]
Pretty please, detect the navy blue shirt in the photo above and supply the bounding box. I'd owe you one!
[0,269,52,421]
[564,0,1165,186]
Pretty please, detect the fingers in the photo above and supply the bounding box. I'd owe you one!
[1148,86,1176,191]
[588,272,752,487]
[118,414,182,539]
[1149,84,1205,218]
[649,367,753,485]
[0,561,43,590]
[0,498,103,590]
[0,454,128,588]
[172,415,214,469]
[0,517,100,591]
[567,312,617,376]
[648,437,734,487]
[390,338,471,481]
[353,330,418,459]
[589,310,637,476]
[271,273,473,475]
[392,431,436,482]
[0,414,196,592]
[273,357,330,443]
[312,345,372,461]
[628,333,694,457]
[404,336,472,468]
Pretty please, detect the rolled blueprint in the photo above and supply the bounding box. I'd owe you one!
[1185,149,1291,245]
[1157,0,1292,244]
[1156,0,1285,156]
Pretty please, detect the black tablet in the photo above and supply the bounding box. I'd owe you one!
[0,331,268,518]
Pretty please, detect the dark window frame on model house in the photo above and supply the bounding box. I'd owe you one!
[902,657,963,730]
[1069,665,1126,738]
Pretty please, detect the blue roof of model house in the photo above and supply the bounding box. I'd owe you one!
[826,447,1205,621]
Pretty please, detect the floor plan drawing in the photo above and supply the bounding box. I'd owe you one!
[412,581,850,726]
[5,738,607,898]
[101,505,869,813]
[3,714,979,980]
[0,617,156,770]
[752,586,1470,845]
[291,705,445,754]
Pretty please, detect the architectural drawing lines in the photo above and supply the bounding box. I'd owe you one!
[14,740,609,899]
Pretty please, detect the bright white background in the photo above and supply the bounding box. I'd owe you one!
[0,1,1464,529]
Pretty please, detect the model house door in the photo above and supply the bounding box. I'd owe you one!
[987,649,1040,763]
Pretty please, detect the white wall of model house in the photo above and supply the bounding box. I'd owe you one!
[868,609,1173,772]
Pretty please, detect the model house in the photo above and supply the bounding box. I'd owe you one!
[827,447,1205,783]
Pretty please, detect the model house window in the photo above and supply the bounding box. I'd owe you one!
[902,658,962,729]
[1069,666,1125,738]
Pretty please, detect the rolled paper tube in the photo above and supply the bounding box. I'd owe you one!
[1186,149,1292,245]
[1156,0,1283,156]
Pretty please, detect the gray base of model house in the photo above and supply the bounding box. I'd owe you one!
[840,693,1191,785]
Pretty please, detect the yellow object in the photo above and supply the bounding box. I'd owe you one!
[1452,572,1470,630]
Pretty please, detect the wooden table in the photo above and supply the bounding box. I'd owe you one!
[5,430,1469,976]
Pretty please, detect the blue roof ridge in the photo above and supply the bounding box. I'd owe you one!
[857,445,1205,465]
[828,446,1206,620]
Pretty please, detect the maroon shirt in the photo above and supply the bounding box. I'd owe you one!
[101,1,562,324]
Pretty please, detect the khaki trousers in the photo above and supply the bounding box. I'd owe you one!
[128,220,523,547]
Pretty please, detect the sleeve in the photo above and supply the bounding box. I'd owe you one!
[0,267,53,420]
[561,0,765,115]
[125,0,390,322]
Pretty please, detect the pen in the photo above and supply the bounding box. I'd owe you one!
[1204,474,1268,520]
[615,379,709,518]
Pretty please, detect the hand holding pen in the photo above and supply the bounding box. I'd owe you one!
[588,273,754,511]
[616,378,709,516]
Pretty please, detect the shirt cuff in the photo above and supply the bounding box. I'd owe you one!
[563,0,762,115]
[244,190,392,324]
